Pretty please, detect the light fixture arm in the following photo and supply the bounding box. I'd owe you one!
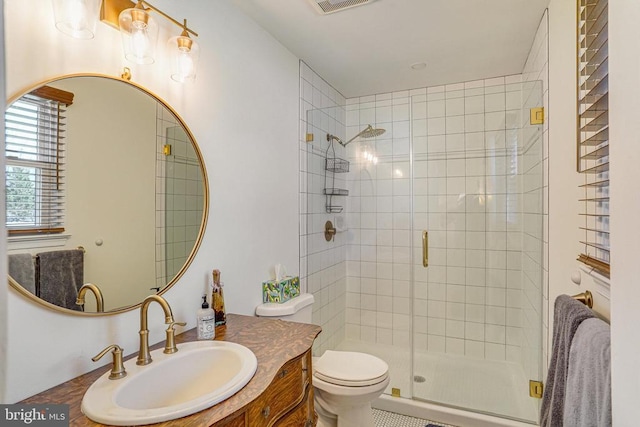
[136,0,198,37]
[97,0,201,81]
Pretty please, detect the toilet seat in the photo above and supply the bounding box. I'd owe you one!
[314,351,389,387]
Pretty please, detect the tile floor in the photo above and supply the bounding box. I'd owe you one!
[372,409,456,427]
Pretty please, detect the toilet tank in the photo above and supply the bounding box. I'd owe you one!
[255,293,314,323]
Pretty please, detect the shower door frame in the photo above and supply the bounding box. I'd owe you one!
[406,81,545,423]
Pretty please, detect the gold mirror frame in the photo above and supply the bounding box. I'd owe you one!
[6,73,209,316]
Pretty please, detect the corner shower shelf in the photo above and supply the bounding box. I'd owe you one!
[326,206,344,213]
[324,188,349,196]
[324,156,350,213]
[325,157,350,173]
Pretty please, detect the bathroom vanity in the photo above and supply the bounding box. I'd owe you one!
[20,314,321,426]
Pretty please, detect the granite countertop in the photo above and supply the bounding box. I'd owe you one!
[20,314,322,426]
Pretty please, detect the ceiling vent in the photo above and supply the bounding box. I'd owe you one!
[308,0,374,15]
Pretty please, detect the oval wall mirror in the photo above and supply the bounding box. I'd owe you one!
[6,74,208,315]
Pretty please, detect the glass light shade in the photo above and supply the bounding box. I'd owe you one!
[118,7,159,65]
[168,35,200,83]
[51,0,100,39]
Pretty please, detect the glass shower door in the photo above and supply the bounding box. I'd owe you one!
[410,80,544,423]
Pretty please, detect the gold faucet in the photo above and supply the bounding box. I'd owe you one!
[137,294,175,366]
[92,344,127,380]
[164,321,187,354]
[76,283,105,312]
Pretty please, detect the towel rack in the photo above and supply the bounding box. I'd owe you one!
[30,246,86,258]
[572,290,593,308]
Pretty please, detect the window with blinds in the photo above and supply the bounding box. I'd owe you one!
[5,86,73,235]
[577,0,609,277]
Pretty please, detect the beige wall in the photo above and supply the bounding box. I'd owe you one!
[609,0,640,423]
[54,77,157,311]
[544,0,640,423]
[547,0,610,350]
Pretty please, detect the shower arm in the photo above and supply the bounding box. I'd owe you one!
[326,134,345,145]
[327,125,375,147]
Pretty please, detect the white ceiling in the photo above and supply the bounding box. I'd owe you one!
[231,0,550,98]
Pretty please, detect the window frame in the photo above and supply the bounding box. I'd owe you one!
[576,0,610,278]
[5,86,73,236]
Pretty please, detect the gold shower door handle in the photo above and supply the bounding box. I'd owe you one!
[422,230,428,267]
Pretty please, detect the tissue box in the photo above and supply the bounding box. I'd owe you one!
[262,276,300,303]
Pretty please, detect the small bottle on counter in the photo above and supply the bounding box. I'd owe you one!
[212,269,227,327]
[197,295,216,340]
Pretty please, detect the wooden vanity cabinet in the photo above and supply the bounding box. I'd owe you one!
[18,315,322,427]
[218,350,316,427]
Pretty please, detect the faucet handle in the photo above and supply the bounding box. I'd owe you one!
[92,344,127,380]
[164,321,187,354]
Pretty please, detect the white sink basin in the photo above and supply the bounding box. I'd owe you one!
[81,341,257,426]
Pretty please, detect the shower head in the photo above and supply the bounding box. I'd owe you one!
[326,124,386,147]
[356,125,386,140]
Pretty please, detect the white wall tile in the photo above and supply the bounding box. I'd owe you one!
[465,132,485,151]
[428,335,446,353]
[485,93,506,112]
[446,98,465,116]
[485,77,506,87]
[485,343,506,361]
[428,100,446,118]
[466,322,485,341]
[466,304,486,323]
[327,67,545,371]
[465,95,485,114]
[465,114,485,132]
[465,340,485,358]
[427,117,446,135]
[376,105,392,122]
[428,135,446,153]
[446,116,465,134]
[485,111,506,131]
[446,337,465,355]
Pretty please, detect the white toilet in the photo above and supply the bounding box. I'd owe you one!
[256,293,390,427]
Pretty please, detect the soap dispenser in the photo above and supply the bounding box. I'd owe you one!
[197,295,216,340]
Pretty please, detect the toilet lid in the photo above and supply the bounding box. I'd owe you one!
[314,351,389,387]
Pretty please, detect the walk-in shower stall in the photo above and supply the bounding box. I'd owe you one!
[303,79,544,424]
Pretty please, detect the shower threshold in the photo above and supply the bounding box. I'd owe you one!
[336,340,538,424]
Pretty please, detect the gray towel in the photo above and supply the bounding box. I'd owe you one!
[540,294,595,427]
[563,318,611,427]
[8,253,36,294]
[36,249,84,311]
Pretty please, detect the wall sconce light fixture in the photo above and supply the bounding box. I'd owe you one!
[117,1,159,65]
[51,0,200,82]
[51,0,101,39]
[167,21,200,83]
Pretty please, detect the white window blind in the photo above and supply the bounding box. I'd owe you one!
[5,86,73,235]
[577,0,609,277]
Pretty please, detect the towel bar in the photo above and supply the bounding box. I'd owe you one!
[572,290,593,308]
[30,247,85,259]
